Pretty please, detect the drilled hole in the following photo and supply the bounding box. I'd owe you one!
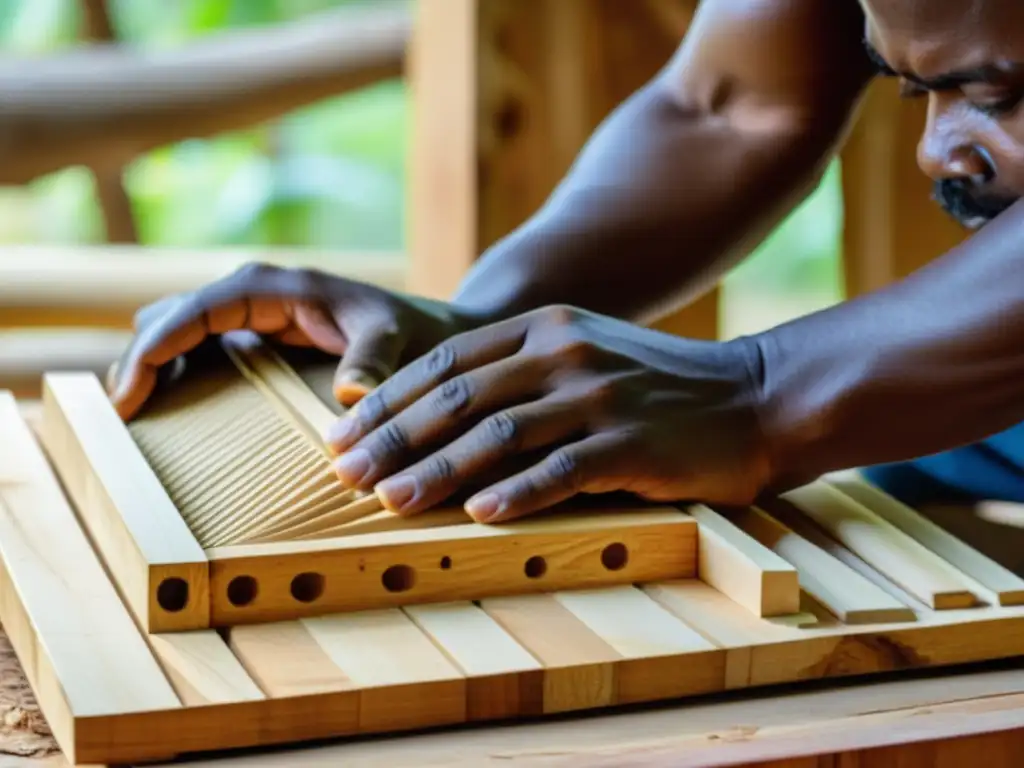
[156,577,189,613]
[524,556,547,579]
[290,572,325,603]
[601,542,628,571]
[227,575,258,607]
[439,556,452,570]
[382,564,415,593]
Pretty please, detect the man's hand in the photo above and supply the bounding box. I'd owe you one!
[108,262,483,420]
[324,305,773,523]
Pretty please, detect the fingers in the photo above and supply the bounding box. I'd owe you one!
[332,321,404,406]
[109,266,345,421]
[371,396,588,516]
[463,430,639,523]
[330,353,552,495]
[324,316,530,452]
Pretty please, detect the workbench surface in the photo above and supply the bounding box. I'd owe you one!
[8,400,1024,767]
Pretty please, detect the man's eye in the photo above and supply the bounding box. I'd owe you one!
[973,93,1023,117]
[962,85,1023,117]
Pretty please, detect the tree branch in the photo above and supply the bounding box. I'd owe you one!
[0,1,411,184]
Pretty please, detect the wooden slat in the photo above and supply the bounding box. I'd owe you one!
[685,504,800,617]
[40,372,210,632]
[723,505,916,624]
[827,471,1024,606]
[0,391,182,763]
[781,482,981,610]
[205,510,697,625]
[403,601,544,720]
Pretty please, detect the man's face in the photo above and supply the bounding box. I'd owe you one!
[860,0,1024,228]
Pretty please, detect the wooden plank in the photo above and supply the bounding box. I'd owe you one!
[148,632,266,706]
[403,601,544,720]
[722,505,916,624]
[302,610,466,732]
[827,470,1024,606]
[685,504,800,617]
[0,391,182,763]
[205,510,697,625]
[39,372,210,632]
[780,481,980,610]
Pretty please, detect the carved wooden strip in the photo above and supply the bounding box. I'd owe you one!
[781,482,980,610]
[205,511,697,626]
[40,373,210,632]
[827,470,1024,606]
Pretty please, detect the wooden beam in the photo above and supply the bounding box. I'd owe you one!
[408,0,717,338]
[0,3,411,184]
[0,246,406,329]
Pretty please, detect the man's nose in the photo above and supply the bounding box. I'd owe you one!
[917,97,993,183]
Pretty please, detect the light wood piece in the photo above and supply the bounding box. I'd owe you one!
[36,341,699,628]
[9,390,1024,763]
[39,373,210,633]
[686,504,800,617]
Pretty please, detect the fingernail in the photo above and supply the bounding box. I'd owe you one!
[334,369,380,405]
[375,475,417,512]
[324,416,359,451]
[465,493,501,522]
[333,449,371,486]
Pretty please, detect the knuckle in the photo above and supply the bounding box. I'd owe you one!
[539,304,579,328]
[431,375,472,417]
[372,421,409,456]
[483,411,520,450]
[424,343,457,378]
[353,390,389,428]
[544,448,584,491]
[232,261,278,283]
[423,454,458,484]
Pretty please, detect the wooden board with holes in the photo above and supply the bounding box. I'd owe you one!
[8,390,1024,764]
[35,333,700,631]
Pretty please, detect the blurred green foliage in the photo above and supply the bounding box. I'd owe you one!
[0,0,842,306]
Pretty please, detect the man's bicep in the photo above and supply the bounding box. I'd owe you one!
[659,0,874,135]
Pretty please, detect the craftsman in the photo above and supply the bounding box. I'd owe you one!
[107,0,1024,526]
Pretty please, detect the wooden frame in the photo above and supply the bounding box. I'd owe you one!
[36,337,701,632]
[10,390,1024,764]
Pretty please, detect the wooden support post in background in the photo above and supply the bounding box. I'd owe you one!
[838,78,969,297]
[408,0,718,339]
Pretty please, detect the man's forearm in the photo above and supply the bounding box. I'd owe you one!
[754,199,1024,489]
[451,75,844,325]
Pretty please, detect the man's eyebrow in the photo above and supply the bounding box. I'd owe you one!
[862,37,1021,90]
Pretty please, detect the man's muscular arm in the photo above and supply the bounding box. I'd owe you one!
[754,198,1024,490]
[452,0,874,325]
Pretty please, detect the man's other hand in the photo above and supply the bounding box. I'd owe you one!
[325,305,773,523]
[108,262,481,420]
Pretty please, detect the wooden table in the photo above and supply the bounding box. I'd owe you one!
[10,399,1024,767]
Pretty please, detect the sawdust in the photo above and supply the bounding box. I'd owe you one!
[0,631,58,757]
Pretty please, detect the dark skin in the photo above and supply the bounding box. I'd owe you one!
[109,0,1024,523]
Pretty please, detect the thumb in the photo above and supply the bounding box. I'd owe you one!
[333,322,403,406]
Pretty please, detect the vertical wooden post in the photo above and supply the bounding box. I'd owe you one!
[407,0,718,338]
[839,78,969,296]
